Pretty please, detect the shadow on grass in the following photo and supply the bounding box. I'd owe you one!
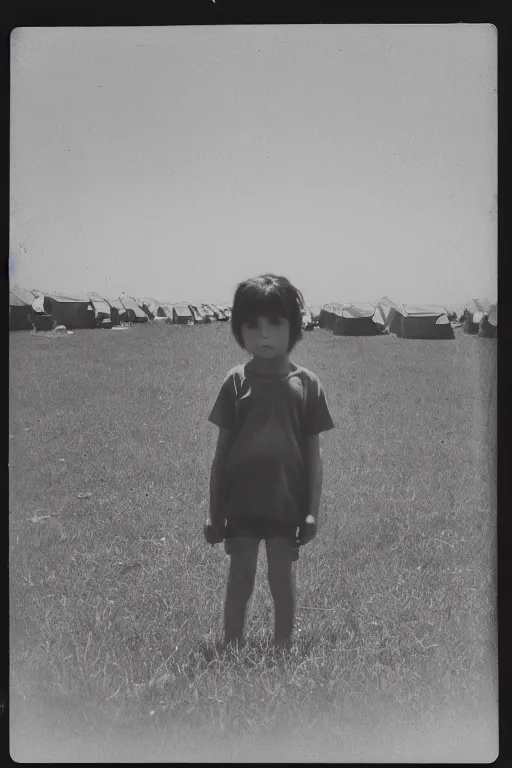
[192,627,361,671]
[192,636,280,666]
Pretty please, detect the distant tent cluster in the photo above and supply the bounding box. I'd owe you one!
[461,299,497,338]
[9,284,232,332]
[315,297,497,340]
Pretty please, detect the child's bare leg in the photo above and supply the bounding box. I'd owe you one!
[223,538,259,647]
[266,538,297,647]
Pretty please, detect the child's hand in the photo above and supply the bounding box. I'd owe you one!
[204,520,225,545]
[298,515,317,546]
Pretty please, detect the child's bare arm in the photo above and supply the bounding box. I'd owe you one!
[299,434,323,545]
[307,434,323,524]
[208,428,230,529]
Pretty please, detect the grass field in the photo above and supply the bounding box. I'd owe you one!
[9,321,497,761]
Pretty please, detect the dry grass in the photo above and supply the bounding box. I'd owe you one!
[9,322,497,761]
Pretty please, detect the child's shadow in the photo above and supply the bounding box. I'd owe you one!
[195,636,291,668]
[195,630,359,670]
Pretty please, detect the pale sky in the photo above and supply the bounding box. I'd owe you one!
[10,24,497,307]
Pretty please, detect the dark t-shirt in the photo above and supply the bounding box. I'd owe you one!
[208,362,335,537]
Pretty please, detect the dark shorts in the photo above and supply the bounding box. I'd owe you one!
[224,535,299,562]
[225,516,298,540]
[224,516,299,561]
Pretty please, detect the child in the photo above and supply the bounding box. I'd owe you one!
[205,274,335,649]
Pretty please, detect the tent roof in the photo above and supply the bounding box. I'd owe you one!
[107,299,124,310]
[87,293,112,314]
[339,302,376,319]
[172,303,193,317]
[402,304,447,318]
[139,297,165,314]
[321,302,376,319]
[321,303,345,316]
[377,297,447,319]
[46,292,92,304]
[141,296,165,307]
[9,284,36,306]
[119,296,148,317]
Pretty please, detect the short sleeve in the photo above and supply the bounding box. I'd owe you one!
[304,374,335,436]
[208,372,236,430]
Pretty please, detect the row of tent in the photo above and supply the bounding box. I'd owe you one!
[308,297,497,339]
[9,285,497,339]
[8,285,232,331]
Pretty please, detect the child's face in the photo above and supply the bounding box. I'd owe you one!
[241,315,291,358]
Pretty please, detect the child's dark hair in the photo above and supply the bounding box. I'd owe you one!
[231,274,305,352]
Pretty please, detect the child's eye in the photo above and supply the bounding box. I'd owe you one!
[270,317,284,325]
